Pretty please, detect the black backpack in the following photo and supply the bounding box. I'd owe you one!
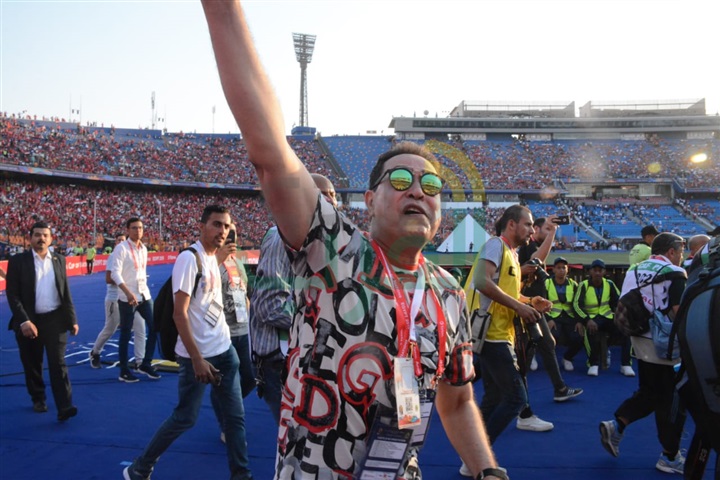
[153,247,202,361]
[674,237,720,478]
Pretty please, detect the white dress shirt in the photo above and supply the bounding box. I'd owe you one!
[109,240,151,302]
[33,250,61,314]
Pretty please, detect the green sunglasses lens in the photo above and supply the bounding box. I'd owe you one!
[388,168,413,191]
[420,173,443,196]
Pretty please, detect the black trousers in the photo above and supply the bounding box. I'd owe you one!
[15,309,73,411]
[615,359,686,457]
[587,315,631,366]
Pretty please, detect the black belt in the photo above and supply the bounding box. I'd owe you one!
[35,307,62,319]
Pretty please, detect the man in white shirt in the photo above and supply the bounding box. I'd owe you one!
[123,205,252,480]
[110,217,159,383]
[6,221,79,421]
[88,233,146,369]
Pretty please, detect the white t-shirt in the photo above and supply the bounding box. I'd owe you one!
[172,241,231,359]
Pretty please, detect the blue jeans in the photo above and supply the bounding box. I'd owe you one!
[118,299,156,373]
[478,342,528,444]
[211,334,256,431]
[130,347,252,479]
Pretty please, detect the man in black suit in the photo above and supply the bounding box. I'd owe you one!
[6,221,79,421]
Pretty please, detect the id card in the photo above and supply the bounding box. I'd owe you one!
[204,299,223,328]
[357,417,412,480]
[410,390,435,447]
[394,357,421,429]
[232,289,248,324]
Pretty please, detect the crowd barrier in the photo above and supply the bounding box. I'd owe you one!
[0,250,259,292]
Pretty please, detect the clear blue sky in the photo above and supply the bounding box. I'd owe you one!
[2,0,718,136]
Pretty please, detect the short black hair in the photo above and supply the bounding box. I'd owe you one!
[126,217,141,229]
[651,232,685,255]
[29,221,50,236]
[534,217,546,228]
[368,142,438,190]
[495,205,531,236]
[201,205,230,223]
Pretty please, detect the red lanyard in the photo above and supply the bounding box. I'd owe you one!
[127,240,145,271]
[369,239,447,381]
[500,236,518,260]
[224,256,241,288]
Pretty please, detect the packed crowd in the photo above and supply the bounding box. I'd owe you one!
[0,179,273,251]
[3,115,719,192]
[0,117,338,186]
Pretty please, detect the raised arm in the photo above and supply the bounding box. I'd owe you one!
[202,0,318,249]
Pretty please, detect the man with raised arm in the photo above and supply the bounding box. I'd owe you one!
[202,2,504,479]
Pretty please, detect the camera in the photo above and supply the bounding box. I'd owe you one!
[524,320,544,344]
[225,229,236,245]
[553,215,570,225]
[525,258,550,282]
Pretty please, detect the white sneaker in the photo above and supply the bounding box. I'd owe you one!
[588,365,599,376]
[563,359,574,371]
[516,415,554,432]
[459,462,472,477]
[530,355,538,371]
[620,365,636,377]
[220,432,226,444]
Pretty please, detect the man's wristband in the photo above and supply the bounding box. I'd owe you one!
[476,467,509,480]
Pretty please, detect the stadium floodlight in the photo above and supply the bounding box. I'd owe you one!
[293,33,316,127]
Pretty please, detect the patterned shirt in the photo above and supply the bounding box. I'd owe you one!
[276,195,474,479]
[249,227,294,361]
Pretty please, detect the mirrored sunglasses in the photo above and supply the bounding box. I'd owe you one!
[372,167,444,196]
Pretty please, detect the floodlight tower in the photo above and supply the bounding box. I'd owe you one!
[293,33,316,127]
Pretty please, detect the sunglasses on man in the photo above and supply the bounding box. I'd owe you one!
[370,167,444,197]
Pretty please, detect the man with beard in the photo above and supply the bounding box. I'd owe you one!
[6,221,79,421]
[468,206,552,452]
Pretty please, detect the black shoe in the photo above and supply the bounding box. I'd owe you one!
[554,386,584,402]
[57,406,77,422]
[119,371,140,383]
[33,401,48,413]
[89,351,101,369]
[138,364,161,380]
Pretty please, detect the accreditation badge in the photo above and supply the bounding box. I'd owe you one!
[231,288,248,324]
[394,357,421,430]
[204,299,223,328]
[358,414,412,479]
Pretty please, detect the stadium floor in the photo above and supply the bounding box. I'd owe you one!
[0,263,715,479]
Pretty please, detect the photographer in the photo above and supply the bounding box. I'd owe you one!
[516,217,583,431]
[468,206,552,455]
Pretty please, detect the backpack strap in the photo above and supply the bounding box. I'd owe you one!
[185,247,203,298]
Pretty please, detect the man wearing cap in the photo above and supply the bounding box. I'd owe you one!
[545,257,583,372]
[629,225,659,266]
[600,233,688,474]
[573,259,632,376]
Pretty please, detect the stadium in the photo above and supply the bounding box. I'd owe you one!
[2,97,718,278]
[1,97,718,479]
